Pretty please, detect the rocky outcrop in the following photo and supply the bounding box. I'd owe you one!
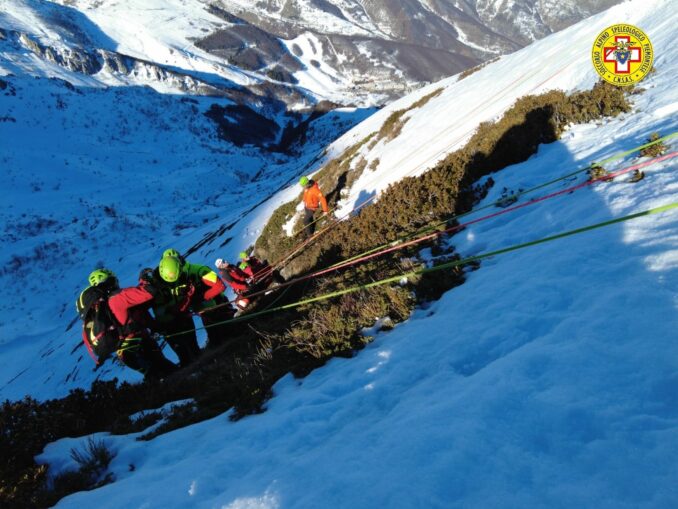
[18,32,103,74]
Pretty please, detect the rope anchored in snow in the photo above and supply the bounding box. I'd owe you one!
[329,131,678,270]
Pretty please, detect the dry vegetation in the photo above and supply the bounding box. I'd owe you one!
[458,56,500,81]
[639,132,668,158]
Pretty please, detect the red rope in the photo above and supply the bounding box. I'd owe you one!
[231,152,676,306]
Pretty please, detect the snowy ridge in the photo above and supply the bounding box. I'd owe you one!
[1,0,251,86]
[1,0,621,106]
[304,0,674,219]
[4,0,678,506]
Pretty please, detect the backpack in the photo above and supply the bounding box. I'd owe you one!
[76,285,121,364]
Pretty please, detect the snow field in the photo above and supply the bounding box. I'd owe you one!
[4,0,678,506]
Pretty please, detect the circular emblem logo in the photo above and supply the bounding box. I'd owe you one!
[591,24,653,86]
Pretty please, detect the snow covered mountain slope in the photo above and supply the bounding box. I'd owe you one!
[25,0,678,507]
[1,0,390,401]
[197,0,622,93]
[0,0,623,107]
[0,0,325,135]
[0,50,375,401]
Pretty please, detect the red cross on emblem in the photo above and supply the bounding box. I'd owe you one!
[603,36,642,74]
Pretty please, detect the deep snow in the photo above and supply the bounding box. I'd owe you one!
[3,0,678,507]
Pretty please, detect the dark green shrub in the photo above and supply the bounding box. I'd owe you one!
[281,284,415,359]
[376,88,444,143]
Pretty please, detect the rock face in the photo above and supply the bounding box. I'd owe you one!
[17,31,100,74]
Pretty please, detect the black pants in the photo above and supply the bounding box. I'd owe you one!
[302,207,317,238]
[200,301,236,348]
[117,335,177,380]
[159,313,201,368]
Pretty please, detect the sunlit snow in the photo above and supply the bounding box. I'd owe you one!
[2,0,678,507]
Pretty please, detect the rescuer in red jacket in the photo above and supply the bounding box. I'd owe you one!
[215,259,251,310]
[104,269,177,380]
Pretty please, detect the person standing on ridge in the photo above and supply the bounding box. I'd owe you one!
[300,176,329,238]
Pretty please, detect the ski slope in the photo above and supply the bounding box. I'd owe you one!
[7,0,678,506]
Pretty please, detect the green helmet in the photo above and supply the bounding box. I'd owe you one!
[299,176,309,187]
[159,256,182,283]
[239,251,248,260]
[88,268,115,287]
[163,248,181,258]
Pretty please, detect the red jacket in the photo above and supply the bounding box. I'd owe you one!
[219,265,249,294]
[108,285,155,331]
[303,181,328,213]
[183,263,226,303]
[199,272,225,302]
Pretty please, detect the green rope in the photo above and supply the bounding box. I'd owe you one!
[328,131,678,269]
[116,337,142,353]
[170,202,677,334]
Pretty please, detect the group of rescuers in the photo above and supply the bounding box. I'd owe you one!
[76,176,329,380]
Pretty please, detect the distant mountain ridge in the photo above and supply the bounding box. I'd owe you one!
[0,0,622,150]
[200,0,622,94]
[2,0,621,107]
